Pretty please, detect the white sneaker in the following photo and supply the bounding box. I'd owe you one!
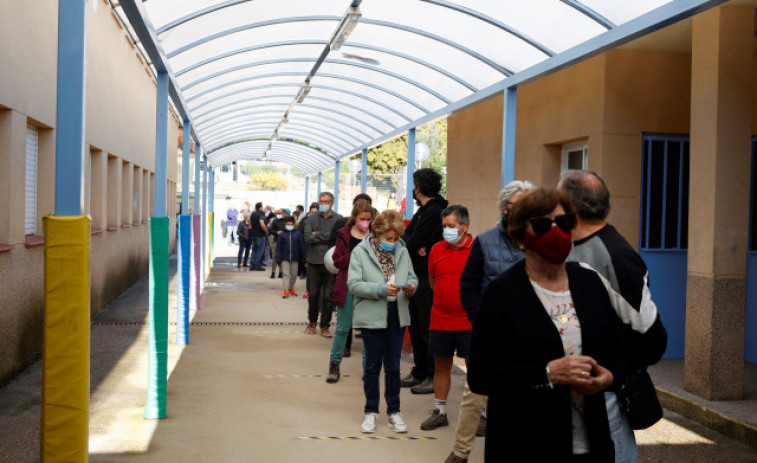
[361,413,378,433]
[388,412,408,433]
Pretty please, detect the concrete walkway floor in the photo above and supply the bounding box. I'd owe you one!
[1,241,756,462]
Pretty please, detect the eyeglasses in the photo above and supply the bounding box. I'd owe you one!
[528,213,576,236]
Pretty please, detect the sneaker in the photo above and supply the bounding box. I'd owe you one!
[326,362,340,383]
[282,291,289,299]
[320,326,332,338]
[361,413,378,433]
[420,409,448,430]
[400,372,422,388]
[411,377,434,394]
[304,322,317,334]
[303,291,309,298]
[476,415,486,437]
[289,288,298,297]
[343,347,351,358]
[388,412,408,433]
[444,452,468,463]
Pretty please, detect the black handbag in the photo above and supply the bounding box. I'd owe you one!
[617,369,663,430]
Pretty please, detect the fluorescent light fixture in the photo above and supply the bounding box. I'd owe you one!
[295,83,312,103]
[329,6,361,51]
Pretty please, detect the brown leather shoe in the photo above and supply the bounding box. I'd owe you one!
[320,326,332,338]
[304,322,317,334]
[444,452,468,463]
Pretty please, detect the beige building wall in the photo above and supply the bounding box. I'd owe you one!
[0,0,179,384]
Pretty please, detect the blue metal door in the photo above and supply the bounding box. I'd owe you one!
[639,134,689,360]
[745,139,757,364]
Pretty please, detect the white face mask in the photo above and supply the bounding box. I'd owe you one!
[276,214,283,219]
[443,227,461,245]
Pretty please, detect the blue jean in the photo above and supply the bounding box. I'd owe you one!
[605,391,638,463]
[250,236,266,268]
[361,301,404,415]
[237,239,251,266]
[330,291,364,365]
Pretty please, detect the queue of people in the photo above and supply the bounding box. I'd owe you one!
[224,167,666,462]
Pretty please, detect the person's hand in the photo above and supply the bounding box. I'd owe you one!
[547,355,598,388]
[311,231,317,236]
[402,282,416,296]
[417,247,427,257]
[571,364,614,395]
[386,284,400,297]
[277,230,282,235]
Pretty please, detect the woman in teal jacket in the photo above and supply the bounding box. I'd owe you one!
[348,209,418,434]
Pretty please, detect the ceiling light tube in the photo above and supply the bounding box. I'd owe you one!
[295,83,312,103]
[329,6,361,51]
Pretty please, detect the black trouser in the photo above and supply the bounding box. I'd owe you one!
[408,275,434,380]
[307,263,335,327]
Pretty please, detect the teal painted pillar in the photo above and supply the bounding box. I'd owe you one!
[361,148,368,194]
[501,86,517,188]
[405,128,416,220]
[334,161,341,213]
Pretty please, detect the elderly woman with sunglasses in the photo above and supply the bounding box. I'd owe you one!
[468,188,630,462]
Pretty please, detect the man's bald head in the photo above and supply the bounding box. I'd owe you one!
[558,170,611,222]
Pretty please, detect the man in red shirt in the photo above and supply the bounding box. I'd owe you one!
[420,205,474,431]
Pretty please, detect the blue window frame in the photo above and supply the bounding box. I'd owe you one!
[750,138,757,252]
[640,134,690,251]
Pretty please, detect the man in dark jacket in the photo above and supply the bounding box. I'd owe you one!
[401,168,448,394]
[559,169,667,463]
[249,202,269,271]
[268,208,290,279]
[444,180,534,463]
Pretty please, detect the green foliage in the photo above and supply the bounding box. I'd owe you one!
[247,171,287,191]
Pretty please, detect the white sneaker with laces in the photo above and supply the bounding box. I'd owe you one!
[361,413,378,433]
[388,412,408,433]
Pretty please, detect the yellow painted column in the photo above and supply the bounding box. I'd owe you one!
[685,6,754,400]
[42,215,91,462]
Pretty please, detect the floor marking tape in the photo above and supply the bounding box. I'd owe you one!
[261,374,352,378]
[296,436,438,440]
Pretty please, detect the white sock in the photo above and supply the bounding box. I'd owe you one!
[434,398,447,415]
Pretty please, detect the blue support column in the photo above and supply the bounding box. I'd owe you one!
[194,144,201,214]
[304,175,310,206]
[334,161,341,213]
[181,122,191,215]
[405,128,416,220]
[201,156,208,284]
[54,1,87,216]
[317,172,322,198]
[361,148,368,194]
[154,71,168,217]
[501,86,517,187]
[209,166,215,268]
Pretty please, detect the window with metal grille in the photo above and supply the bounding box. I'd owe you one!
[25,125,38,236]
[640,134,690,251]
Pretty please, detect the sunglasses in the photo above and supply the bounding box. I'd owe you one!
[528,213,576,236]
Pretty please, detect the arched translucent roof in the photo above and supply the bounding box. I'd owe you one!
[116,0,718,175]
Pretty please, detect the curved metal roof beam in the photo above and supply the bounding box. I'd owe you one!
[199,119,353,152]
[196,109,372,142]
[187,71,429,114]
[197,114,366,146]
[181,57,450,105]
[194,102,290,123]
[197,116,281,136]
[155,0,254,35]
[209,139,334,167]
[175,40,328,77]
[360,18,511,76]
[205,130,344,158]
[195,110,286,132]
[166,16,340,57]
[190,80,414,124]
[193,94,293,115]
[198,101,383,138]
[419,0,555,57]
[166,14,509,77]
[211,151,321,173]
[346,42,477,92]
[559,0,615,29]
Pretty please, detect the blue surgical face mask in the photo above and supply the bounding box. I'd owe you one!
[443,227,461,245]
[380,240,397,252]
[285,225,294,231]
[319,204,330,214]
